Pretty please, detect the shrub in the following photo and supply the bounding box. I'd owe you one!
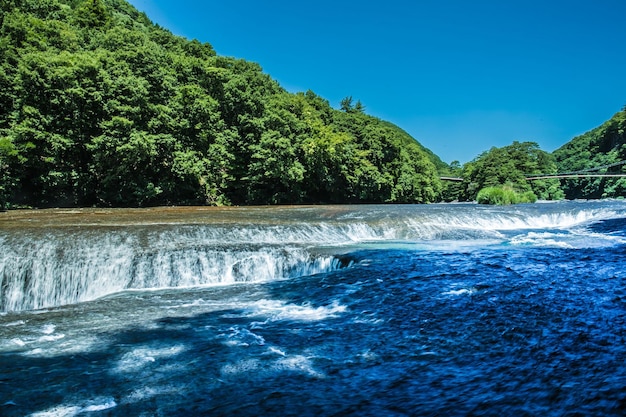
[476,186,537,205]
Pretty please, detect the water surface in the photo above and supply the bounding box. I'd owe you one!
[1,202,626,415]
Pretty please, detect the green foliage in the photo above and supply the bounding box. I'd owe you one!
[340,96,354,112]
[553,109,626,199]
[74,0,112,28]
[329,109,441,203]
[439,160,464,202]
[457,141,563,202]
[0,137,18,210]
[0,0,442,207]
[476,185,537,205]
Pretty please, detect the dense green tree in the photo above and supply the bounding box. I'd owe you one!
[438,160,464,202]
[553,109,626,199]
[74,0,112,28]
[331,110,441,203]
[340,96,354,113]
[0,0,444,208]
[458,141,563,202]
[0,136,18,210]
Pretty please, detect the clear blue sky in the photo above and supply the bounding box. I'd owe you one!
[127,0,626,164]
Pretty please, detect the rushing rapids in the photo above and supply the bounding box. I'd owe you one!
[1,201,626,416]
[2,203,624,313]
[0,229,342,312]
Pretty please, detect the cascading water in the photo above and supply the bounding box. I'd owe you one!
[1,202,625,312]
[0,225,345,312]
[2,201,626,416]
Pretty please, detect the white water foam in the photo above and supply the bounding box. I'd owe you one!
[219,327,266,347]
[3,320,26,327]
[417,208,621,235]
[28,398,117,417]
[220,354,325,379]
[10,338,25,347]
[126,385,186,403]
[225,299,347,323]
[41,324,55,334]
[273,355,325,378]
[509,229,626,249]
[442,288,476,297]
[113,345,187,374]
[3,202,625,312]
[0,232,343,312]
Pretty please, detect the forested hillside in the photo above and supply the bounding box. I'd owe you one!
[553,109,626,199]
[0,0,442,209]
[451,141,563,203]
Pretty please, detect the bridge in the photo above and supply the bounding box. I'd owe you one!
[440,173,626,182]
[525,174,626,180]
[440,160,626,182]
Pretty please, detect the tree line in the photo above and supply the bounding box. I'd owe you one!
[552,108,626,199]
[440,141,564,204]
[439,106,626,204]
[0,0,442,209]
[0,0,623,210]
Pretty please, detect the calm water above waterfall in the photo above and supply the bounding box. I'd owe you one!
[1,202,626,416]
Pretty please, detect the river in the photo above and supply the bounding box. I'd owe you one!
[1,202,626,416]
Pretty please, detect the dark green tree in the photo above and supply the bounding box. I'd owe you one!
[0,0,444,208]
[74,0,111,28]
[459,141,563,202]
[340,96,353,112]
[553,109,626,199]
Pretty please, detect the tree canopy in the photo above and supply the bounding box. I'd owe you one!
[553,108,626,199]
[0,0,442,209]
[454,141,564,202]
[2,0,622,210]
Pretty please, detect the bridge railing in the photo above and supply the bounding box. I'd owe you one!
[439,159,626,182]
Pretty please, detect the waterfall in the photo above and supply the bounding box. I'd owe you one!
[2,202,624,312]
[0,227,343,312]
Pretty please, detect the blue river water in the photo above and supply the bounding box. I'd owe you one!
[1,201,626,416]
